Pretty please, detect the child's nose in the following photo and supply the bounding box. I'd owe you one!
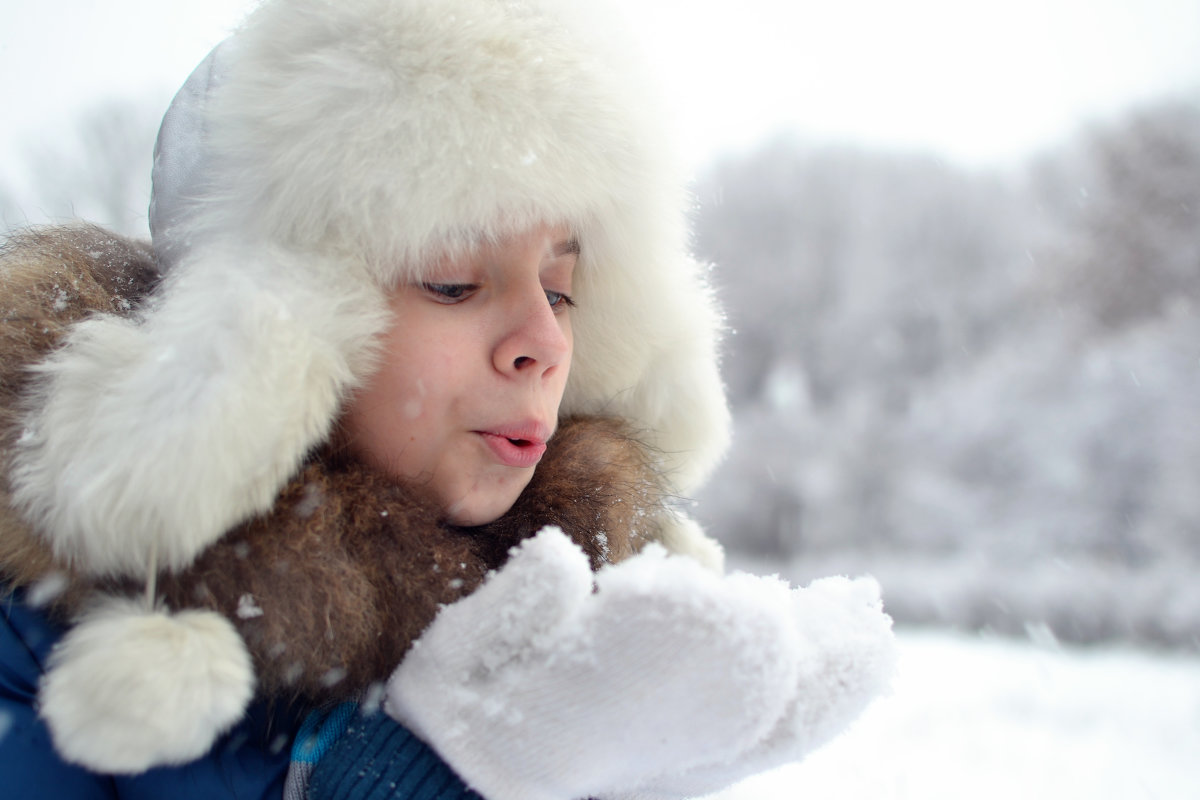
[494,286,571,379]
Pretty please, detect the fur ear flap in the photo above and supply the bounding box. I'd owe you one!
[38,597,255,774]
[10,244,389,578]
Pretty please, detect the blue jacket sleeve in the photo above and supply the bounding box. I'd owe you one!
[308,710,484,800]
[111,698,299,800]
[1,588,300,800]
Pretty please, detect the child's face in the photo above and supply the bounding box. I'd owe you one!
[341,224,576,525]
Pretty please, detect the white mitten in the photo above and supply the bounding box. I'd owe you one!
[387,527,897,800]
[606,575,897,800]
[385,527,803,800]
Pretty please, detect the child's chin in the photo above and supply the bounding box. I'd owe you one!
[441,475,531,527]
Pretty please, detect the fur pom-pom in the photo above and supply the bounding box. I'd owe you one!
[39,598,255,774]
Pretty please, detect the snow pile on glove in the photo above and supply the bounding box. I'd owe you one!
[387,527,897,800]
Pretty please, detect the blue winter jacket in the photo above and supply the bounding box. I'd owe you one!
[0,587,300,800]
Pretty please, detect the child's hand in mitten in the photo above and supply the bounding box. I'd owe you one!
[385,527,895,800]
[604,575,897,800]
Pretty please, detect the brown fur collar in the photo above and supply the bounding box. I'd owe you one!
[161,415,660,702]
[0,225,665,703]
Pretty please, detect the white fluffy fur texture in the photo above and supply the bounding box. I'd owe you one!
[12,0,730,576]
[39,598,256,773]
[12,245,388,575]
[656,512,726,573]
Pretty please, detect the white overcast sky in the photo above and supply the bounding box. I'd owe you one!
[2,0,1199,182]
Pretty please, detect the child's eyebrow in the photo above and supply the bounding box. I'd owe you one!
[553,238,581,258]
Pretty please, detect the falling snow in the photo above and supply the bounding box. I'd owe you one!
[236,593,264,619]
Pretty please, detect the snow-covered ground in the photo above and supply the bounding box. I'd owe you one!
[714,628,1200,800]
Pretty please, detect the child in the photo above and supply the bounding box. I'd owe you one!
[0,1,896,798]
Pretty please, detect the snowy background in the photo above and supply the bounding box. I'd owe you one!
[3,0,1199,796]
[714,629,1200,800]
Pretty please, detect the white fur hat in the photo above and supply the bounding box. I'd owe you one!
[13,0,729,578]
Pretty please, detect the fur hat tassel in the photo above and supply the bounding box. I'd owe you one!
[39,596,255,774]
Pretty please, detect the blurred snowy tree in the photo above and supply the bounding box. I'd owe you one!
[693,104,1200,647]
[0,183,20,231]
[696,140,1032,412]
[1038,99,1200,329]
[694,140,1035,556]
[5,97,158,237]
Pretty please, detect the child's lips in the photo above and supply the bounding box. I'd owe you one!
[476,431,548,468]
[474,421,551,468]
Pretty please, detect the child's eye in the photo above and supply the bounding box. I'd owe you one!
[423,283,477,303]
[545,290,575,311]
